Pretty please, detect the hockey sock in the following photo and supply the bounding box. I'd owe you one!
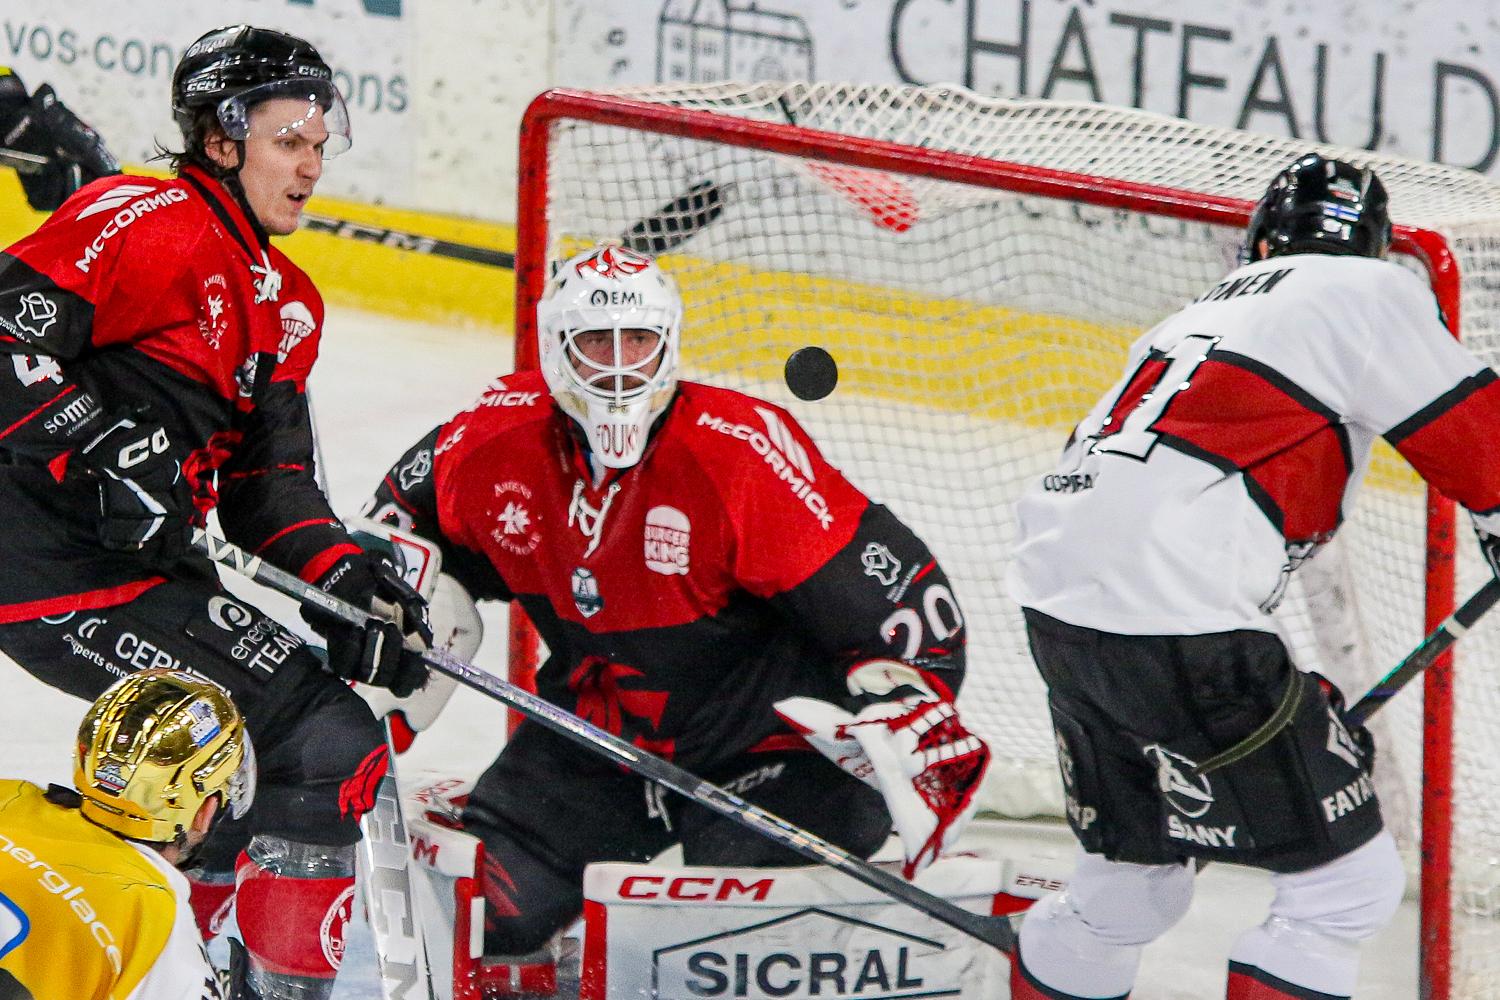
[184,867,238,941]
[1010,948,1129,999]
[1226,832,1403,1000]
[1226,961,1348,1000]
[234,838,356,1000]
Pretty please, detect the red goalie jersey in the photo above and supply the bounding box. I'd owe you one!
[365,371,967,771]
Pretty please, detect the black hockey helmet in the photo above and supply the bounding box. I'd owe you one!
[1243,154,1391,262]
[171,25,350,160]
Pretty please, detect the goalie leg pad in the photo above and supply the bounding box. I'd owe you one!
[1015,850,1193,999]
[1227,831,1403,999]
[461,725,676,955]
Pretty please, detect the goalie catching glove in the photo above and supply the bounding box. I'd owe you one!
[775,659,990,880]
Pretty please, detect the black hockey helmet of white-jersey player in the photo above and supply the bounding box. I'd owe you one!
[1243,153,1392,262]
[169,24,352,174]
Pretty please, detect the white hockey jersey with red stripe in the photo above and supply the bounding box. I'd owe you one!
[1008,252,1500,636]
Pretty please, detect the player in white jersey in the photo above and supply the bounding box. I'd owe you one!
[0,668,256,1000]
[1007,154,1500,1000]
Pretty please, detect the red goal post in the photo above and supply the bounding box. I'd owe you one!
[511,83,1495,998]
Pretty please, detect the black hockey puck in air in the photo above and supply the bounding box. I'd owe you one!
[784,346,839,401]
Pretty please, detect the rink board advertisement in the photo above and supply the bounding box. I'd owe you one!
[578,858,1011,999]
[0,0,543,216]
[555,0,1500,180]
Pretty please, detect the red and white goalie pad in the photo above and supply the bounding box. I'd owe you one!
[776,684,991,879]
[401,775,564,1000]
[580,856,1036,1000]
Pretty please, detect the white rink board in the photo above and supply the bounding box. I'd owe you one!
[0,306,1422,997]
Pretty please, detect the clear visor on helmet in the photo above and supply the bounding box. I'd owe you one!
[217,78,351,158]
[560,323,670,407]
[223,732,257,820]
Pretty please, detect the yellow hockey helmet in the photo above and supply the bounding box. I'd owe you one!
[74,668,256,843]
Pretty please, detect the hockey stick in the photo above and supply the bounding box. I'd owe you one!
[357,719,437,1000]
[1191,577,1500,778]
[0,146,47,174]
[303,179,725,269]
[191,528,1017,953]
[2,144,728,269]
[1346,577,1500,726]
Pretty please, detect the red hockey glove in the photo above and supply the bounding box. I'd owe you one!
[306,554,433,697]
[776,692,990,879]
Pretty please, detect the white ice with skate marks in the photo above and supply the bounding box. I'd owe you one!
[0,307,1421,997]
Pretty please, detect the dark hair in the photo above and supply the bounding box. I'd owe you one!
[152,106,228,175]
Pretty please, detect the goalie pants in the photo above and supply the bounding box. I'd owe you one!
[462,720,894,955]
[1022,607,1383,873]
[0,567,387,869]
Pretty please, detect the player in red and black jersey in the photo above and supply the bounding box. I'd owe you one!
[365,244,991,956]
[1008,156,1500,1000]
[0,27,428,1000]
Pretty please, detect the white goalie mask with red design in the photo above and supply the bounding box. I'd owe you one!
[537,245,683,469]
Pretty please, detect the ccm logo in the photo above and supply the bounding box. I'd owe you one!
[618,876,774,902]
[120,427,169,468]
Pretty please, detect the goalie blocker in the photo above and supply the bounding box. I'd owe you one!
[396,775,1069,1000]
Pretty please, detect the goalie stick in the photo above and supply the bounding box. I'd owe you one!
[1,145,726,268]
[190,528,1019,953]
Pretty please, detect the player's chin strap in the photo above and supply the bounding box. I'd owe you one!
[189,528,1018,954]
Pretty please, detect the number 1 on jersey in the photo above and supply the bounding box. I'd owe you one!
[1089,334,1218,460]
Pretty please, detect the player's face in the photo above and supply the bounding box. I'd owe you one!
[571,327,664,390]
[209,96,328,236]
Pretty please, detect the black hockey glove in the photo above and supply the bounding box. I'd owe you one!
[1314,672,1377,774]
[306,553,432,697]
[76,411,193,569]
[0,68,120,212]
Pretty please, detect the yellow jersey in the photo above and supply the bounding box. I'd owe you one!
[0,779,220,1000]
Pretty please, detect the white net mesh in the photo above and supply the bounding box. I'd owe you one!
[527,82,1500,995]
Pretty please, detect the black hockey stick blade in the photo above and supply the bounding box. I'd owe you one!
[299,213,517,269]
[620,179,727,255]
[191,529,1016,954]
[301,181,724,269]
[1347,577,1500,726]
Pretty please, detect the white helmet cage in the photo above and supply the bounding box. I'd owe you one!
[537,245,683,469]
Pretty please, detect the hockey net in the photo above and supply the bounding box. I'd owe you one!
[512,82,1500,998]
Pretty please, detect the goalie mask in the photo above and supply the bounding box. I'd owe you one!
[75,668,256,844]
[1244,154,1391,262]
[537,245,683,469]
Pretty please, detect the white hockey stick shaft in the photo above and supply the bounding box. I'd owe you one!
[357,720,437,1000]
[192,529,1016,953]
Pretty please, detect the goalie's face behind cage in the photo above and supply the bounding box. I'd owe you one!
[537,245,683,469]
[1243,153,1392,263]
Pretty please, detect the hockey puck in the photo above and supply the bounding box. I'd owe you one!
[784,346,839,401]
